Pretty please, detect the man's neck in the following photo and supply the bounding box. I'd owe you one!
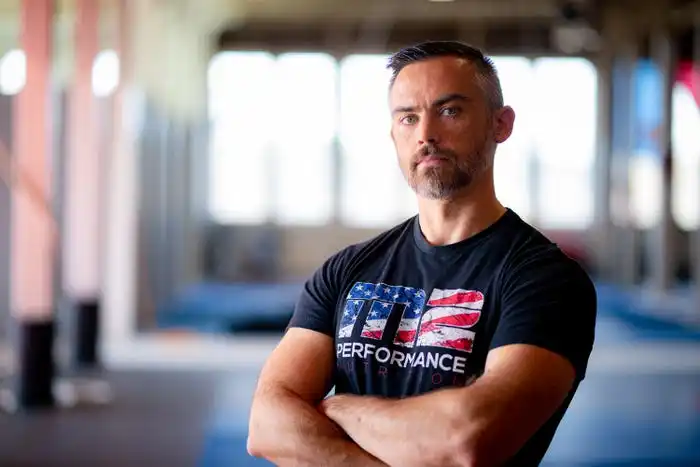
[416,183,506,247]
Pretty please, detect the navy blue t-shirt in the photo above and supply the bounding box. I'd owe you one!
[288,209,597,466]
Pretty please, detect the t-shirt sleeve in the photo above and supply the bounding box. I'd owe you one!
[490,247,597,381]
[286,249,349,337]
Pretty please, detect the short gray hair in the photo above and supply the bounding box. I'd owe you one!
[387,40,504,110]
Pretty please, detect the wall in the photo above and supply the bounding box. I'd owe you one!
[203,222,604,283]
[279,225,385,278]
[276,224,602,279]
[204,220,697,284]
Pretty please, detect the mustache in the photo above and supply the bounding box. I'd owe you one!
[413,144,457,165]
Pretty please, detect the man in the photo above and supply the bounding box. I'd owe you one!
[247,41,597,467]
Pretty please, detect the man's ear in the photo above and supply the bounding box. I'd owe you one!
[494,106,515,144]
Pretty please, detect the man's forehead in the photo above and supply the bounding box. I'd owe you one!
[389,57,478,102]
[393,56,477,83]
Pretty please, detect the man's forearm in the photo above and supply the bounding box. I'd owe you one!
[320,389,475,467]
[248,388,387,466]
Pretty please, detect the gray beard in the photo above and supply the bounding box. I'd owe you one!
[408,150,492,200]
[410,166,473,200]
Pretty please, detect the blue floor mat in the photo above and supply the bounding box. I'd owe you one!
[199,370,700,467]
[595,283,700,342]
[198,374,273,467]
[199,435,271,467]
[159,281,700,342]
[157,282,304,333]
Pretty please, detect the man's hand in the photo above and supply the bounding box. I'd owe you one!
[247,328,387,466]
[318,344,576,467]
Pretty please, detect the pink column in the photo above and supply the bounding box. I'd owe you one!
[11,0,56,408]
[63,0,101,369]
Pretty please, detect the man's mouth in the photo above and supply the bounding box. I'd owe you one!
[417,155,448,167]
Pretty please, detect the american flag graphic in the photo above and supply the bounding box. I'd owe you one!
[338,299,363,338]
[392,291,427,347]
[340,282,427,341]
[416,289,484,353]
[361,300,394,339]
[347,282,377,300]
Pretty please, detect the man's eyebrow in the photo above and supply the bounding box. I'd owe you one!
[433,93,470,107]
[391,104,416,115]
[391,93,470,115]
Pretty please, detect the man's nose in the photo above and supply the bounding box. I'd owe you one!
[417,116,439,145]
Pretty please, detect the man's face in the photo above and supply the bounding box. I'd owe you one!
[389,56,511,200]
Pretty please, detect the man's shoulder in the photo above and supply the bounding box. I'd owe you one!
[502,217,594,294]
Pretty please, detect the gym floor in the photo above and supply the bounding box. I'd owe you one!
[0,305,699,467]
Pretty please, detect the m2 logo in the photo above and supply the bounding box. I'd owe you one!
[338,282,483,353]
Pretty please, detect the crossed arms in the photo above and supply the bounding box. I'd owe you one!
[246,328,577,467]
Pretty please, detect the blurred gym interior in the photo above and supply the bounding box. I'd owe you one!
[0,0,698,466]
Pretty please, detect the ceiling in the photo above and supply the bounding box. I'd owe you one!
[236,0,568,23]
[0,0,692,54]
[0,0,598,33]
[0,0,691,24]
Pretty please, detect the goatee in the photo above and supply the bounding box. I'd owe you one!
[407,143,487,200]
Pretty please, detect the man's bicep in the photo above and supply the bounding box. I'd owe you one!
[467,344,576,464]
[484,343,576,410]
[468,252,596,462]
[491,252,597,381]
[255,327,336,403]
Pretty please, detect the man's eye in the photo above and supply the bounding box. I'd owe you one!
[441,107,459,117]
[401,115,418,125]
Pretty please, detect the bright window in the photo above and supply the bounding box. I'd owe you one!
[272,53,336,225]
[339,54,415,227]
[208,51,337,225]
[207,52,599,231]
[629,155,663,229]
[671,82,700,230]
[0,49,25,95]
[92,50,120,97]
[491,56,534,222]
[531,57,597,229]
[208,51,275,224]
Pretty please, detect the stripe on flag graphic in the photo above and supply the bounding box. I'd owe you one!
[416,289,484,353]
[338,299,363,338]
[361,300,394,340]
[426,289,484,310]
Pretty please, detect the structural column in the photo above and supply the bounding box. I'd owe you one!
[11,0,56,408]
[592,8,614,280]
[102,0,138,350]
[63,0,101,370]
[608,9,641,286]
[645,29,676,293]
